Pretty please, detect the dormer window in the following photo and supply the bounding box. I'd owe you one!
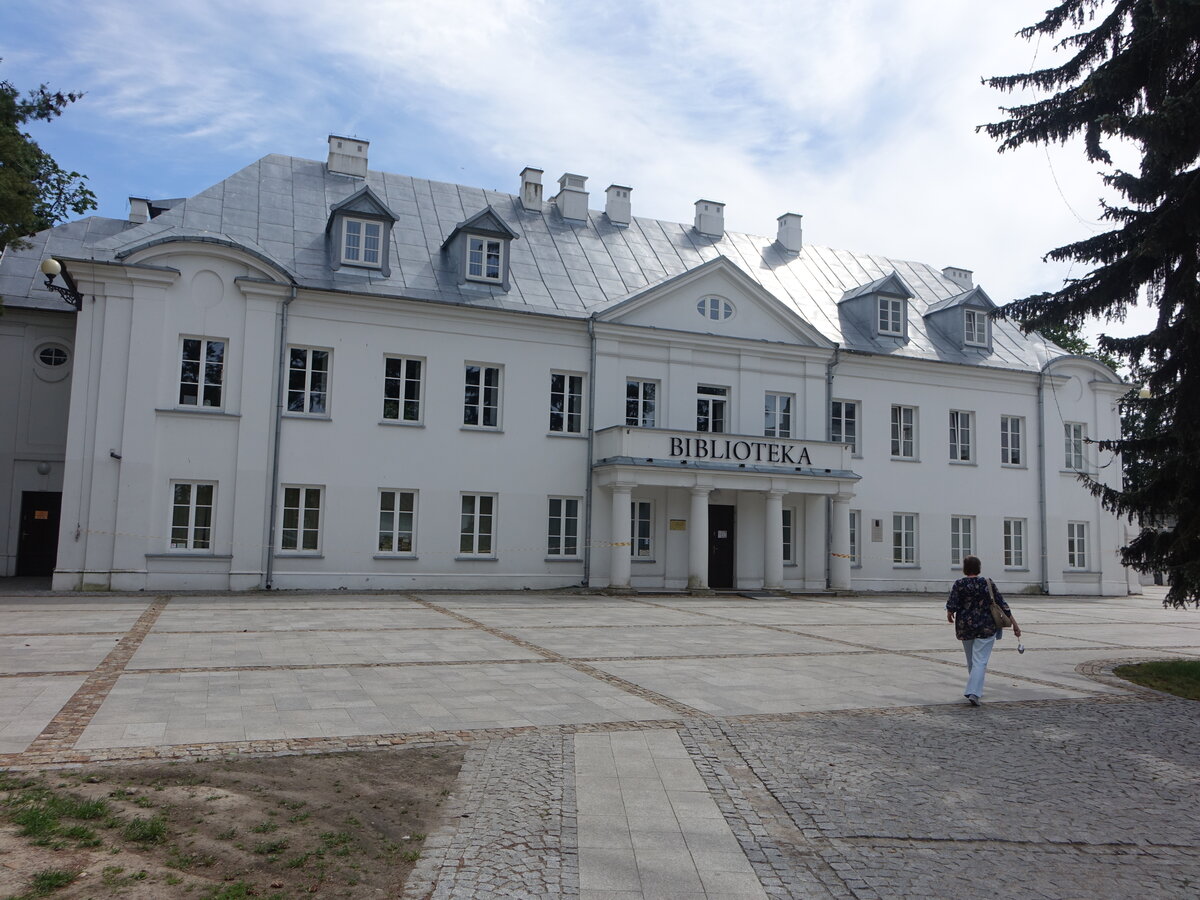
[964,309,988,346]
[467,236,504,283]
[342,218,382,267]
[878,296,905,336]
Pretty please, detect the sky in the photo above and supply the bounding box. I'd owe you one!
[3,0,1155,345]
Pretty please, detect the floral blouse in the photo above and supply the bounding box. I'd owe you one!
[946,576,1013,640]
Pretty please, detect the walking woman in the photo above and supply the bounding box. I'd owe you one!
[946,555,1021,706]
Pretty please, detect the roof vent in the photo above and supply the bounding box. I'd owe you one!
[519,167,543,212]
[776,212,803,253]
[943,266,974,289]
[554,173,589,221]
[328,134,369,178]
[694,199,725,238]
[128,197,150,224]
[605,184,632,226]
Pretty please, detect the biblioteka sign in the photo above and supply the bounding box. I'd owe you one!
[668,436,813,466]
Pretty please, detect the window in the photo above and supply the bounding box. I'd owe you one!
[460,494,496,557]
[179,338,225,408]
[466,236,504,283]
[287,347,329,416]
[892,513,917,565]
[782,508,794,563]
[831,400,858,454]
[697,385,728,433]
[697,296,734,321]
[950,515,974,566]
[631,500,653,558]
[550,373,583,434]
[1064,422,1086,471]
[850,509,861,566]
[169,482,214,551]
[626,379,657,427]
[547,497,581,557]
[383,356,423,422]
[342,218,382,267]
[281,486,322,552]
[1004,518,1026,568]
[37,345,68,367]
[964,309,988,346]
[464,364,501,428]
[878,297,904,336]
[378,490,416,554]
[891,405,916,458]
[1067,522,1088,569]
[949,410,973,462]
[764,392,793,438]
[1000,416,1023,466]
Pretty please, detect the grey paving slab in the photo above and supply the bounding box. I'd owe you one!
[0,609,144,634]
[126,628,540,669]
[912,647,1142,694]
[0,598,150,612]
[151,606,465,632]
[0,674,85,752]
[651,602,932,626]
[777,622,1113,652]
[510,624,848,658]
[0,633,121,673]
[167,594,426,608]
[1027,622,1200,648]
[77,662,678,748]
[454,605,714,628]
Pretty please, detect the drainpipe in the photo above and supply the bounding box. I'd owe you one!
[264,285,297,588]
[1037,363,1050,593]
[582,316,598,587]
[824,346,841,588]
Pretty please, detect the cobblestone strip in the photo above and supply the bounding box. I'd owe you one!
[410,595,706,718]
[19,598,168,757]
[682,719,856,899]
[403,731,578,899]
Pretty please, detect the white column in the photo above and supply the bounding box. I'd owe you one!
[764,490,785,590]
[688,486,712,590]
[609,483,634,589]
[803,494,826,590]
[830,493,852,590]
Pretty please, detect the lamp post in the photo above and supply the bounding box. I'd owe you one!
[39,258,83,311]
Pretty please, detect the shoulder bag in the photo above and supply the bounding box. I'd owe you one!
[987,578,1013,629]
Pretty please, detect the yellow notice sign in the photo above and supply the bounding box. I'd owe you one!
[34,510,49,520]
[669,519,687,531]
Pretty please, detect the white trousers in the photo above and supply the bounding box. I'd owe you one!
[961,633,997,698]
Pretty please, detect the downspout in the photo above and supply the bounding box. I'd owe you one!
[1037,363,1050,593]
[582,316,598,587]
[264,284,297,588]
[824,346,841,588]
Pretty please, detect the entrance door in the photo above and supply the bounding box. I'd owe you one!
[16,492,62,577]
[708,504,736,590]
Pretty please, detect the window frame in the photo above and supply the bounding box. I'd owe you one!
[892,513,918,566]
[286,346,331,417]
[1064,422,1087,471]
[178,336,226,410]
[549,372,584,435]
[463,363,502,429]
[625,378,658,428]
[849,509,861,567]
[377,489,417,555]
[1003,518,1026,569]
[950,514,975,566]
[890,405,917,459]
[696,296,735,321]
[459,493,497,558]
[631,499,654,559]
[280,485,323,553]
[831,399,859,455]
[466,235,505,284]
[949,409,974,463]
[341,217,383,268]
[1000,415,1024,466]
[764,392,794,438]
[782,507,795,564]
[382,355,424,424]
[963,309,989,347]
[169,481,215,552]
[1067,521,1089,570]
[696,384,729,433]
[547,496,582,559]
[878,296,905,337]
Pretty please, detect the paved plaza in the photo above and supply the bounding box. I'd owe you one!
[1,586,1198,898]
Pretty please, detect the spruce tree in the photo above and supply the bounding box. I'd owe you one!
[981,0,1200,607]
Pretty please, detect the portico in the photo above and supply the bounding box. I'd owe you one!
[592,426,858,592]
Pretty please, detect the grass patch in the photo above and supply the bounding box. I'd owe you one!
[123,814,168,845]
[27,867,80,894]
[1114,659,1200,700]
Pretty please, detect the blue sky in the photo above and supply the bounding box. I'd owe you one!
[3,0,1151,341]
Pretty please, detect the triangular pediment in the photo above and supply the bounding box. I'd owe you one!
[441,206,518,251]
[328,185,397,223]
[838,271,915,303]
[594,256,833,348]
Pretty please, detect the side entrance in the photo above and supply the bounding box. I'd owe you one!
[708,504,736,590]
[16,491,62,576]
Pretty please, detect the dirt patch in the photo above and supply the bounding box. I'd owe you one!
[0,744,464,899]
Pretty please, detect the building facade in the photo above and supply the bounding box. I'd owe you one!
[0,136,1132,595]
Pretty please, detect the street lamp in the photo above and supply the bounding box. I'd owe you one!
[39,258,83,311]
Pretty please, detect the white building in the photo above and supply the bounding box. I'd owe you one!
[0,136,1132,595]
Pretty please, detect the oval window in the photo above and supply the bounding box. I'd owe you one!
[37,346,69,367]
[697,297,734,321]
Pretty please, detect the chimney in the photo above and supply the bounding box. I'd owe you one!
[694,199,725,238]
[605,184,632,226]
[776,213,803,253]
[327,134,369,178]
[128,197,150,224]
[942,266,974,290]
[519,167,544,211]
[554,173,589,221]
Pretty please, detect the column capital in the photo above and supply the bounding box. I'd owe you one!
[608,482,638,493]
[763,488,788,499]
[689,484,714,497]
[833,492,854,504]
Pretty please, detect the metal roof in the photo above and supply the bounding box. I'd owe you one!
[0,152,1066,372]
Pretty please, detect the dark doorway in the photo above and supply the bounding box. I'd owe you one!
[17,492,62,577]
[708,504,736,590]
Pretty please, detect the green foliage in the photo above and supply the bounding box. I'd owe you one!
[0,60,97,253]
[123,814,168,845]
[983,1,1200,607]
[28,867,79,894]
